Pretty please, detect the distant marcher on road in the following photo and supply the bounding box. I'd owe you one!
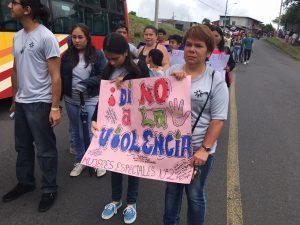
[233,35,242,63]
[291,33,298,46]
[137,25,170,70]
[163,24,229,225]
[60,23,107,177]
[2,0,61,212]
[242,33,254,64]
[115,23,138,57]
[91,33,150,224]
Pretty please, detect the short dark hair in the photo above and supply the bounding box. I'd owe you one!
[168,34,182,44]
[184,24,215,53]
[148,49,163,66]
[158,28,166,35]
[114,23,128,33]
[103,32,129,54]
[144,25,158,35]
[20,0,51,27]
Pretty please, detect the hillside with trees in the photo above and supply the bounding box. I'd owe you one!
[128,12,185,45]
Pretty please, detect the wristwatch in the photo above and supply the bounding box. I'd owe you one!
[201,145,211,152]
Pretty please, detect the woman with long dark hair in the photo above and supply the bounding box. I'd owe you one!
[61,23,107,177]
[91,32,149,224]
[209,25,235,87]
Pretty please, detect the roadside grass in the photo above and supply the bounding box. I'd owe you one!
[128,14,185,46]
[264,37,300,61]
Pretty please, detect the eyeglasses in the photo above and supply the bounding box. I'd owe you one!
[10,0,23,6]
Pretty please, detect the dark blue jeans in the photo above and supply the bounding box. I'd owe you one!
[163,155,215,225]
[111,172,139,204]
[15,102,58,193]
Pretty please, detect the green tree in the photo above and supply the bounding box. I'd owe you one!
[280,0,300,26]
[260,24,275,33]
[202,18,211,25]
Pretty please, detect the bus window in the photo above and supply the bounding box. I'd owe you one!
[109,13,125,32]
[116,0,124,14]
[51,0,84,34]
[0,0,19,31]
[100,0,107,8]
[108,0,118,12]
[85,10,108,36]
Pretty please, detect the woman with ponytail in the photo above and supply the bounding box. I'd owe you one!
[91,32,149,224]
[3,0,61,212]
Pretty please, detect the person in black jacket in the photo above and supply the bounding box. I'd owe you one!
[91,32,149,224]
[60,23,107,177]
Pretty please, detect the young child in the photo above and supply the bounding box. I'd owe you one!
[146,49,165,77]
[168,34,183,51]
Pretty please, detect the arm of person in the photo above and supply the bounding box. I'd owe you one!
[91,103,99,137]
[158,44,170,70]
[48,57,62,127]
[10,60,17,112]
[191,120,225,166]
[226,46,236,72]
[192,76,229,166]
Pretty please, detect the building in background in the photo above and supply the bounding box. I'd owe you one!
[219,15,262,34]
[158,18,197,31]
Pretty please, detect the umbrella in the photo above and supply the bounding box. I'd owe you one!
[79,92,93,176]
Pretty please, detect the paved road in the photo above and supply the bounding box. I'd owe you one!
[0,39,300,225]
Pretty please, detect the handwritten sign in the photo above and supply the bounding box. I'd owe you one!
[169,50,185,66]
[207,53,230,79]
[81,76,193,184]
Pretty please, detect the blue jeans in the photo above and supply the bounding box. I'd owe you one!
[111,172,140,204]
[233,47,241,62]
[15,102,58,193]
[64,102,96,162]
[163,155,215,225]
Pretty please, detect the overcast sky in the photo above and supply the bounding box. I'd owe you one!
[127,0,283,25]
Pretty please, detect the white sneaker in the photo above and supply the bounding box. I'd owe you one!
[96,168,107,177]
[243,62,247,65]
[247,60,250,64]
[70,163,86,177]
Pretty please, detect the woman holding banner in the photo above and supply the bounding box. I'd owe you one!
[91,32,149,224]
[163,25,229,225]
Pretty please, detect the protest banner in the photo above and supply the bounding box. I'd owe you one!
[81,76,193,184]
[169,50,185,66]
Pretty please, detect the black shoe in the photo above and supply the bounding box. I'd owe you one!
[38,192,57,212]
[2,183,35,202]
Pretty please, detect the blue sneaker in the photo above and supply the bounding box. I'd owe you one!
[123,204,137,224]
[101,201,122,220]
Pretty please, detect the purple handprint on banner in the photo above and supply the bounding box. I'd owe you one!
[167,98,191,127]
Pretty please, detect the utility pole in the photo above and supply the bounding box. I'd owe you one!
[277,0,283,31]
[172,11,175,27]
[224,0,229,32]
[154,0,159,28]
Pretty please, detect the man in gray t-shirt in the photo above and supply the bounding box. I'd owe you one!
[3,0,61,213]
